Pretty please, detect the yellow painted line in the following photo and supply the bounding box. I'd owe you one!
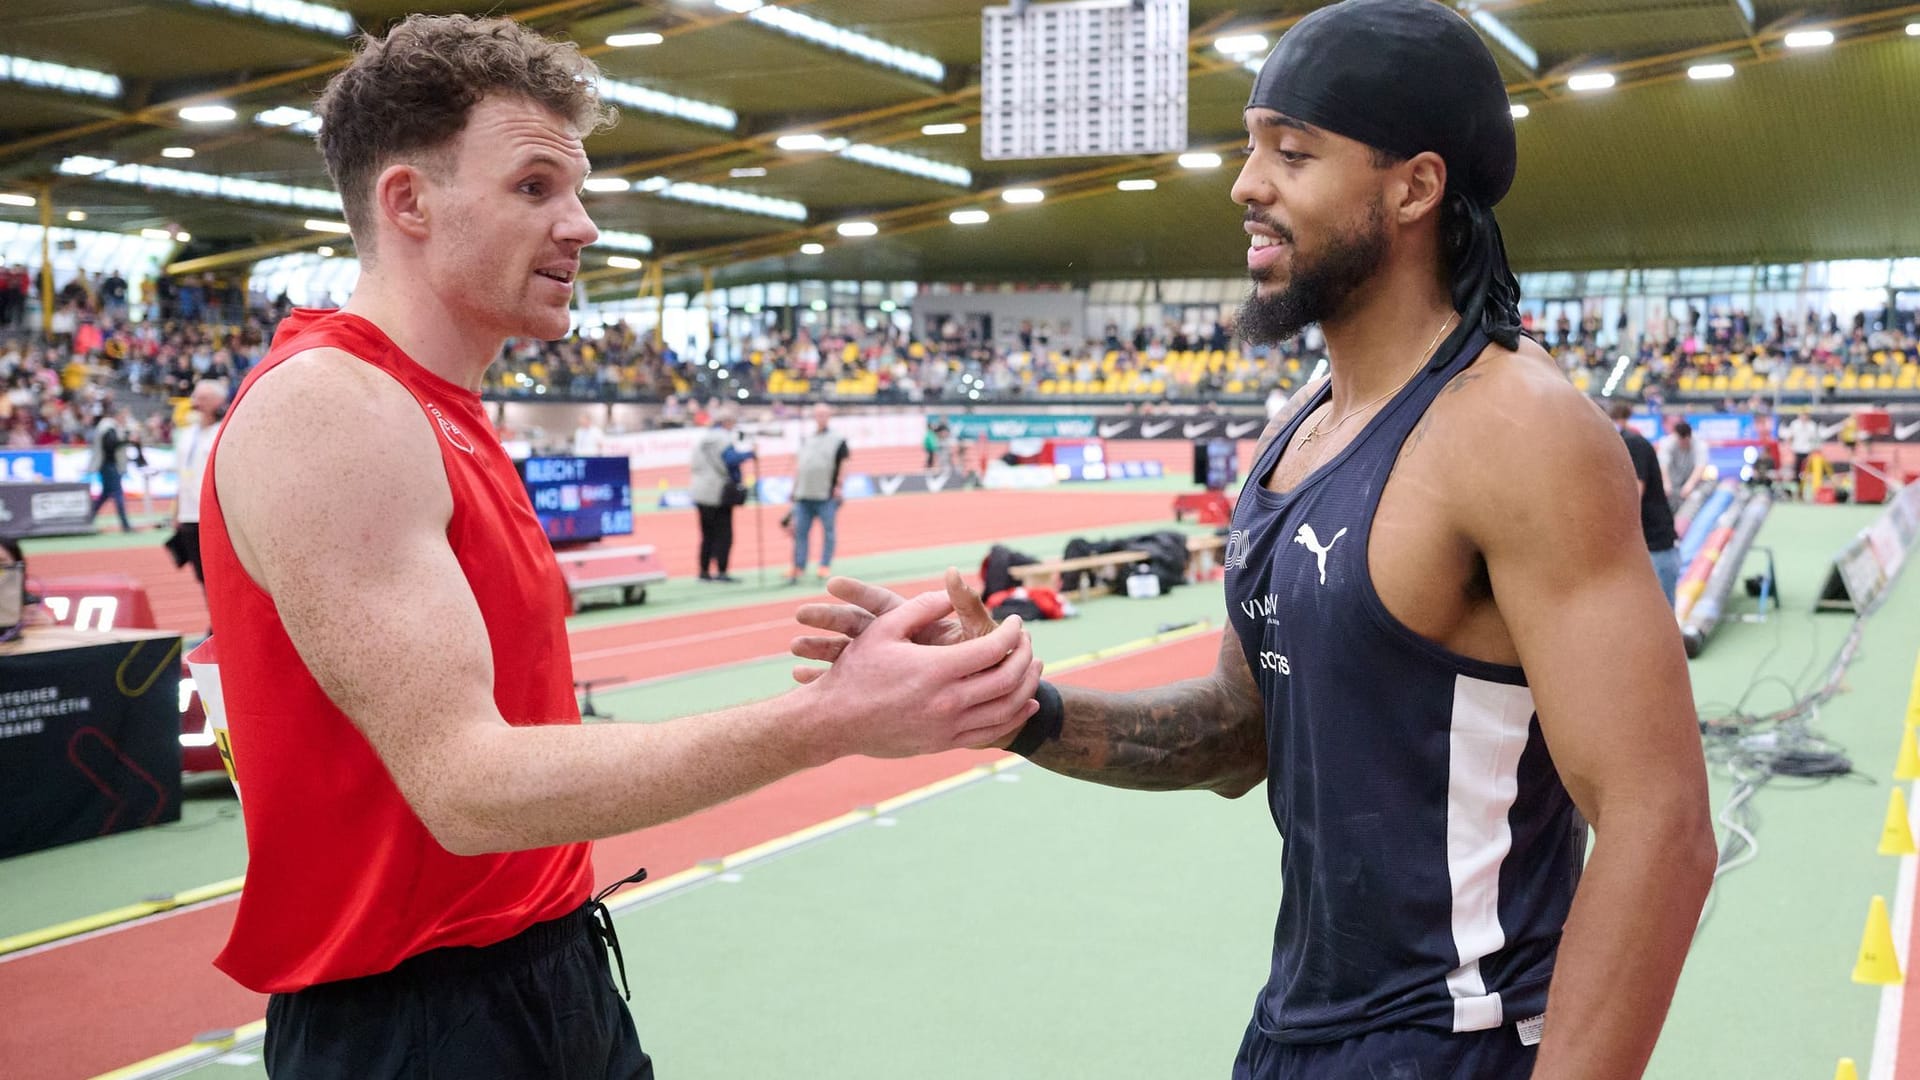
[87,624,1218,1079]
[0,876,246,958]
[90,1020,265,1080]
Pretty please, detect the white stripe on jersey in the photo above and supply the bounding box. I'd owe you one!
[1443,674,1536,1032]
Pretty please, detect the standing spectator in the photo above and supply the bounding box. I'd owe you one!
[690,403,752,582]
[1655,420,1711,507]
[1610,401,1680,605]
[786,403,849,585]
[171,379,225,585]
[1784,409,1821,497]
[88,403,141,532]
[571,411,604,456]
[922,419,941,469]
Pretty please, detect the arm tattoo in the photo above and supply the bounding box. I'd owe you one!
[1027,635,1267,797]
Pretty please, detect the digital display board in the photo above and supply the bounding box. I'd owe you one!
[518,456,634,542]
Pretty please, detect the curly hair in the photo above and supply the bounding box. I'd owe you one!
[315,14,614,255]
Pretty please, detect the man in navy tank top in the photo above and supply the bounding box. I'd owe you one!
[797,1,1714,1076]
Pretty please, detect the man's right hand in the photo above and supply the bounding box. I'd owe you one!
[792,580,1036,758]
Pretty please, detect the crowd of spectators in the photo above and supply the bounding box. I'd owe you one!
[4,266,1917,437]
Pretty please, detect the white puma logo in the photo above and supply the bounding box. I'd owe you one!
[1293,523,1347,585]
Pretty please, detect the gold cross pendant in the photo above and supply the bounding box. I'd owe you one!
[1295,428,1319,449]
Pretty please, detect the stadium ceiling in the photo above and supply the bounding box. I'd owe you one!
[0,0,1916,301]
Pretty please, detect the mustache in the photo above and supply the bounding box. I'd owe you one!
[1243,209,1295,246]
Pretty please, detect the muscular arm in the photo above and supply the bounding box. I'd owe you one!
[1025,632,1266,797]
[1449,361,1715,1078]
[990,389,1333,797]
[217,351,1038,856]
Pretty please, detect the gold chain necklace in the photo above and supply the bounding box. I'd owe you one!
[1295,312,1457,451]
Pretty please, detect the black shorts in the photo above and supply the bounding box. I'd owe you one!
[1234,1020,1538,1080]
[264,904,653,1079]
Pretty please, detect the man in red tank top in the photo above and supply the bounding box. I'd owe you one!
[198,16,1041,1079]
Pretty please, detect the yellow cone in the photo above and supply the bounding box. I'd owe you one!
[1883,788,1918,856]
[1898,728,1920,781]
[1852,895,1904,985]
[1836,1058,1859,1080]
[1907,653,1920,726]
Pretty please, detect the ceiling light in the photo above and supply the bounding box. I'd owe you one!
[809,299,828,312]
[1566,72,1615,92]
[0,193,34,208]
[66,210,86,221]
[606,255,644,270]
[921,123,967,136]
[1117,179,1157,192]
[161,146,195,159]
[606,32,663,47]
[1178,152,1222,169]
[0,51,122,99]
[316,245,334,257]
[836,221,878,237]
[729,167,768,178]
[1509,103,1530,119]
[185,0,352,35]
[254,105,322,135]
[174,232,191,242]
[583,178,631,193]
[1783,29,1834,49]
[179,104,237,123]
[1002,188,1044,204]
[595,77,736,130]
[1908,23,1919,35]
[140,228,172,240]
[1687,63,1734,80]
[800,242,825,254]
[598,230,654,253]
[746,4,943,82]
[1466,8,1538,72]
[716,0,762,11]
[839,143,971,187]
[776,133,832,151]
[949,209,989,225]
[1213,33,1268,56]
[304,218,351,234]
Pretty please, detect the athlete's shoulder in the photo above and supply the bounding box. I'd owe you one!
[1408,333,1611,461]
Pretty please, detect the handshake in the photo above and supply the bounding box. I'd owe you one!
[783,570,1044,760]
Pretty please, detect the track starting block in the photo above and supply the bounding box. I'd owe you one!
[554,545,668,612]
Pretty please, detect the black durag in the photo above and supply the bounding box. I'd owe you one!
[1247,0,1524,361]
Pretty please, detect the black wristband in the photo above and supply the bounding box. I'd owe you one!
[1006,679,1064,759]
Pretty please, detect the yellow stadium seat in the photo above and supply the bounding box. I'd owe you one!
[1039,380,1057,393]
[1823,374,1839,388]
[1678,374,1697,391]
[1227,380,1245,394]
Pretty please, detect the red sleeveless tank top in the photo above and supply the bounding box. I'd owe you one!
[196,309,592,993]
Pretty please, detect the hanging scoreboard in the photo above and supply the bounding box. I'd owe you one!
[981,0,1189,161]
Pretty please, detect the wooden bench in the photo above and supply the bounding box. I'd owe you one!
[1007,550,1150,602]
[553,544,669,612]
[1185,533,1227,580]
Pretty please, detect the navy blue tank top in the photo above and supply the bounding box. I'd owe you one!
[1224,327,1582,1044]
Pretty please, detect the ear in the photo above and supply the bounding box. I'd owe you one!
[1392,150,1448,227]
[372,162,434,243]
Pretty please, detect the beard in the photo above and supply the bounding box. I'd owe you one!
[1237,199,1390,347]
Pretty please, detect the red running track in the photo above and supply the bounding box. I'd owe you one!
[0,631,1226,1080]
[29,486,1199,638]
